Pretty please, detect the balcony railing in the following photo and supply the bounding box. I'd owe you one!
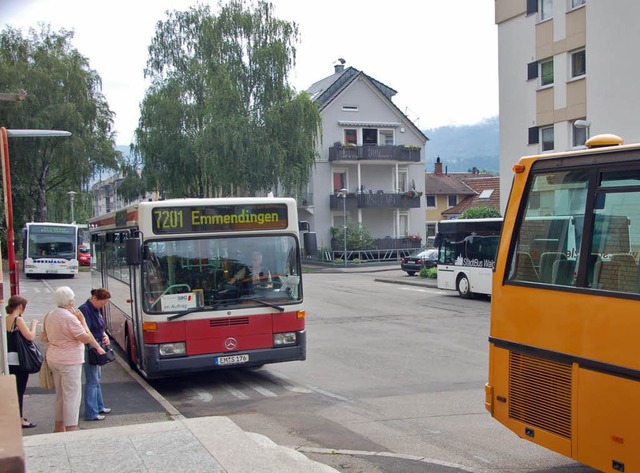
[329,192,421,209]
[328,145,421,162]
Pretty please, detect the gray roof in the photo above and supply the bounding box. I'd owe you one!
[306,66,427,142]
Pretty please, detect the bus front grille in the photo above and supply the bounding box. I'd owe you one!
[508,352,572,439]
[209,317,250,327]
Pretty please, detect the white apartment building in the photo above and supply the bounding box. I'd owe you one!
[301,63,428,253]
[495,0,640,210]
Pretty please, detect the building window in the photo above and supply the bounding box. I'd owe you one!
[571,49,586,78]
[342,105,358,112]
[570,0,585,8]
[539,0,553,20]
[362,128,377,146]
[541,126,554,152]
[540,59,554,86]
[397,212,409,239]
[426,195,436,207]
[380,129,394,145]
[333,171,347,192]
[448,195,457,208]
[528,126,540,145]
[478,189,494,199]
[396,169,408,193]
[572,119,589,147]
[527,61,538,80]
[344,129,357,145]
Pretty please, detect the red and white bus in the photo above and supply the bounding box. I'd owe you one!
[89,197,306,378]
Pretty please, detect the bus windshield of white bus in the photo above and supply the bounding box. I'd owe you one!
[142,234,301,313]
[27,225,77,259]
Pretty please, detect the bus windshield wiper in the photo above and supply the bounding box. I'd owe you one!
[168,298,285,321]
[242,298,285,312]
[167,306,216,321]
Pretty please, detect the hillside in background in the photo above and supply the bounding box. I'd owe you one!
[423,116,499,173]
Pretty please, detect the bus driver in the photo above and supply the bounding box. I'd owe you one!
[228,251,272,288]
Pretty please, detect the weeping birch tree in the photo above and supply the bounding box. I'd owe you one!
[135,0,321,198]
[0,25,119,225]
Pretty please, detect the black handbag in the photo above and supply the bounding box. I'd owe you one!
[13,320,44,374]
[88,344,116,366]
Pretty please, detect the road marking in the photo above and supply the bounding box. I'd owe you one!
[292,446,478,472]
[219,381,250,400]
[399,287,429,293]
[228,371,278,398]
[189,388,214,403]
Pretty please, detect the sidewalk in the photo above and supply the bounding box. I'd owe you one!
[18,356,337,473]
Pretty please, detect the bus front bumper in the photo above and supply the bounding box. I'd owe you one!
[139,331,306,379]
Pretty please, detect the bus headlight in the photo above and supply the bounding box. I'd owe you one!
[159,342,186,357]
[273,332,296,346]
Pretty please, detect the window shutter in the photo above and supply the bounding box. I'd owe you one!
[526,0,538,15]
[528,127,540,145]
[527,62,539,80]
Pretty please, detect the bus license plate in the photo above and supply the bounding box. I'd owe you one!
[215,354,249,366]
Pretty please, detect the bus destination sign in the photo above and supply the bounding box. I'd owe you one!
[151,204,288,234]
[30,225,75,235]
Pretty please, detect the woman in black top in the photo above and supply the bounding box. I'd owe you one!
[5,295,39,428]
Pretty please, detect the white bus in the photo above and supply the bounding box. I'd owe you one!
[22,222,80,277]
[89,197,306,379]
[436,218,502,298]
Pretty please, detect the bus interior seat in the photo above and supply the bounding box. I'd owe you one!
[513,252,539,282]
[593,254,637,292]
[611,254,639,293]
[552,259,576,286]
[539,252,567,283]
[584,253,601,288]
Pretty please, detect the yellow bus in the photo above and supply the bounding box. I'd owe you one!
[486,134,640,472]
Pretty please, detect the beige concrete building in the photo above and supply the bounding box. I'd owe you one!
[495,0,640,210]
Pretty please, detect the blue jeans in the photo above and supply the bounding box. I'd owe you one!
[83,346,105,420]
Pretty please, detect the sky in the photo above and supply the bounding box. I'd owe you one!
[1,0,499,146]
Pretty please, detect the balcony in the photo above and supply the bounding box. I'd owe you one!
[329,191,421,209]
[328,144,421,162]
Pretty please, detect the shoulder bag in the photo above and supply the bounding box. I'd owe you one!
[13,319,44,374]
[88,343,116,366]
[39,313,55,390]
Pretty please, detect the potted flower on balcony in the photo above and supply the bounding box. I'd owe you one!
[403,189,423,199]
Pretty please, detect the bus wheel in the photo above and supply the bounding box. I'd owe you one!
[457,274,472,299]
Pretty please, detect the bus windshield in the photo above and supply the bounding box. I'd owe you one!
[27,227,77,259]
[143,234,301,313]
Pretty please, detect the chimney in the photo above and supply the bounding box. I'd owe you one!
[334,58,346,73]
[434,156,443,175]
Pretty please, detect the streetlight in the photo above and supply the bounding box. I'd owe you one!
[339,188,348,267]
[68,190,77,223]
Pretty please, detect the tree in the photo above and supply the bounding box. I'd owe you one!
[0,25,119,229]
[332,221,374,251]
[460,206,501,219]
[135,0,322,199]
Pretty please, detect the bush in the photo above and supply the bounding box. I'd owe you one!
[419,267,437,279]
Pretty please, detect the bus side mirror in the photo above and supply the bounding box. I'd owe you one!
[126,238,141,265]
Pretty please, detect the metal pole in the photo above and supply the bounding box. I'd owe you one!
[68,190,76,223]
[1,127,18,297]
[340,188,348,268]
[0,128,8,374]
